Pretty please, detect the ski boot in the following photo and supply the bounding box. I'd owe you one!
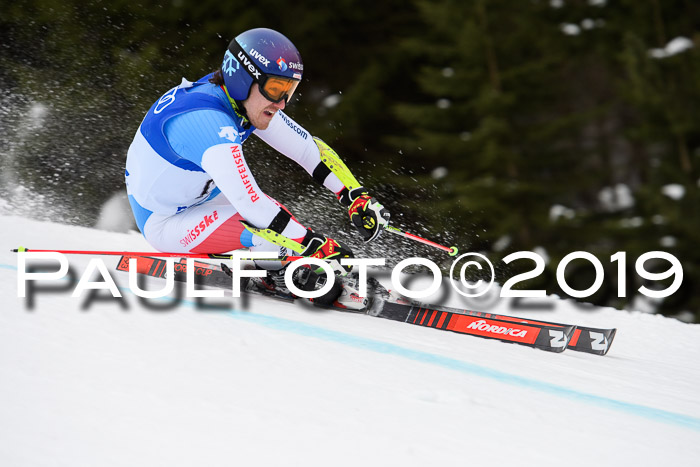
[327,273,371,311]
[257,266,344,305]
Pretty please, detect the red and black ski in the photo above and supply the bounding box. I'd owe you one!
[116,255,616,355]
[375,302,615,356]
[375,302,574,352]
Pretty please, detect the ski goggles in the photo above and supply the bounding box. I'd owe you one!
[259,74,300,104]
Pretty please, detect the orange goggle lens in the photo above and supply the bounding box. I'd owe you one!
[260,75,299,104]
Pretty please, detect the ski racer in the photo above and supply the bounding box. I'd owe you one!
[125,28,390,302]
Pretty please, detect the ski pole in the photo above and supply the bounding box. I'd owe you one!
[383,225,459,256]
[14,225,460,259]
[11,247,303,262]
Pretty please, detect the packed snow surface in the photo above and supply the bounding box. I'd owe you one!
[1,216,699,466]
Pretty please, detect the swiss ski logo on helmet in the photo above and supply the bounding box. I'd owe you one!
[223,50,239,76]
[277,57,288,72]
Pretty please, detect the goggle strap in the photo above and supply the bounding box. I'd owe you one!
[227,40,264,84]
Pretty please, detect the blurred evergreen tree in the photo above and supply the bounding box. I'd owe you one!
[391,0,604,255]
[614,7,700,317]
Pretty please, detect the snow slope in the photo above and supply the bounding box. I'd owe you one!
[1,216,699,467]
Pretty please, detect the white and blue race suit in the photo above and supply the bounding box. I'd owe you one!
[125,73,346,256]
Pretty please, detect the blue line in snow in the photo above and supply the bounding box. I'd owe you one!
[223,309,700,432]
[3,260,700,432]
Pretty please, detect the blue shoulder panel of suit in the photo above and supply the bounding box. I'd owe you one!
[139,75,254,171]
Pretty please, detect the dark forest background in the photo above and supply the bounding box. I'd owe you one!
[1,0,699,320]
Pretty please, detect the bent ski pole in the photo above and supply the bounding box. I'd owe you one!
[383,225,459,256]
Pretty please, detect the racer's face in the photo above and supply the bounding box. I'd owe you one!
[242,83,286,130]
